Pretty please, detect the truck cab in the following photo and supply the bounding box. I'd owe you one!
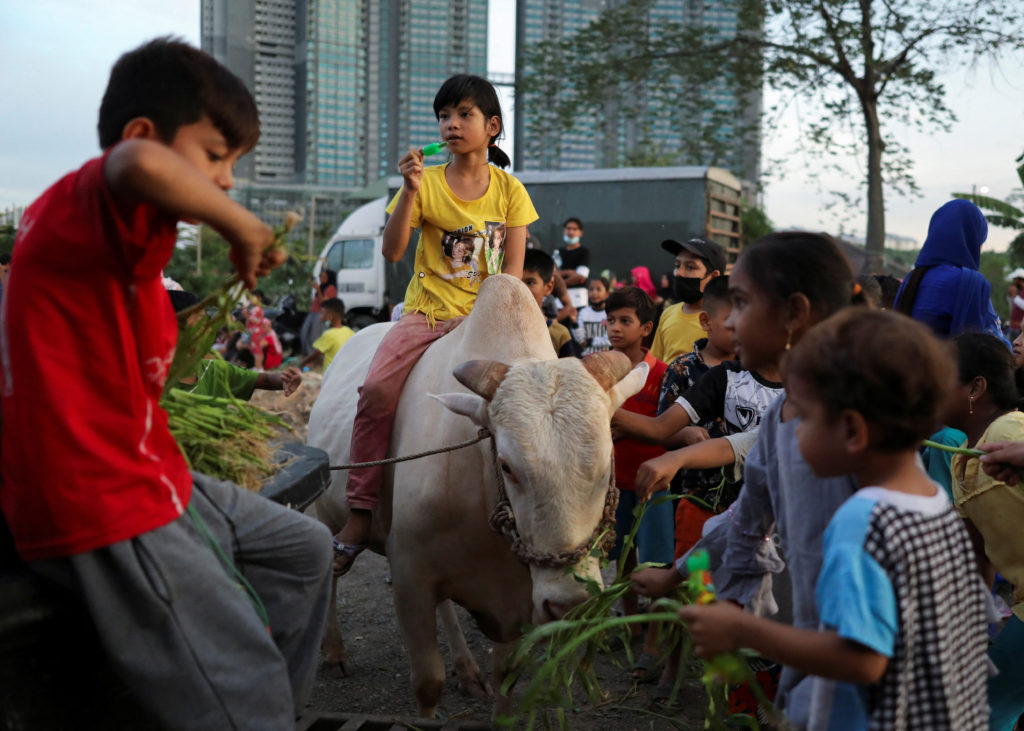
[312,196,400,330]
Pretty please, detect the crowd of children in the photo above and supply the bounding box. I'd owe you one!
[6,33,1024,731]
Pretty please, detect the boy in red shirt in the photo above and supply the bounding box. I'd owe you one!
[605,286,671,681]
[0,39,332,730]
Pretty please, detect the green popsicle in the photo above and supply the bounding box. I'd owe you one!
[421,141,448,156]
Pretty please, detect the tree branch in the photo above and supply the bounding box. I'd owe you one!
[816,0,861,92]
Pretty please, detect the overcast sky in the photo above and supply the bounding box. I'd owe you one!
[2,0,1022,251]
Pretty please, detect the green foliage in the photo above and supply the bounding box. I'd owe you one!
[519,0,1024,266]
[740,202,773,246]
[979,250,1012,321]
[954,151,1024,269]
[0,224,15,257]
[164,226,314,309]
[1009,233,1024,269]
[882,248,919,270]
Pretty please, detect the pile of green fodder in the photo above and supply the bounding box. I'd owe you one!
[163,388,288,491]
[498,496,783,730]
[161,213,299,490]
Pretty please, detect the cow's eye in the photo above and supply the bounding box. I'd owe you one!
[500,462,518,483]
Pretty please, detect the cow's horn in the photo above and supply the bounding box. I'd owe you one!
[454,359,511,401]
[581,350,632,391]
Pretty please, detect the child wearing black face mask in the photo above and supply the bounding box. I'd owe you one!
[650,238,727,364]
[574,275,612,356]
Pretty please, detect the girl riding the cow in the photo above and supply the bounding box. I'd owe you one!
[332,74,538,574]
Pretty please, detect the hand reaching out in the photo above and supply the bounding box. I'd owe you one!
[226,217,283,290]
[631,566,684,598]
[635,452,685,501]
[979,441,1024,485]
[280,367,302,396]
[678,602,745,659]
[678,426,710,445]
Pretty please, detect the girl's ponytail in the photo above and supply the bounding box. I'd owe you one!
[488,142,511,169]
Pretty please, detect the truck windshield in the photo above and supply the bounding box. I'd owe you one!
[325,239,375,271]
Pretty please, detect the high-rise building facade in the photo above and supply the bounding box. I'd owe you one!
[201,0,488,188]
[514,0,761,184]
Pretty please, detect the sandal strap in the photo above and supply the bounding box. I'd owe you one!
[332,539,368,559]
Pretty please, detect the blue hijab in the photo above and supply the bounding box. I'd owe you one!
[896,199,999,339]
[914,198,988,270]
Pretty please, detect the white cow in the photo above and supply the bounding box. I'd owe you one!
[308,274,647,717]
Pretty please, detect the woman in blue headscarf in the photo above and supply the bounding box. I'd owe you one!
[895,199,1006,342]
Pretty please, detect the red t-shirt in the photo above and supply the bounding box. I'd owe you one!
[0,150,192,560]
[614,350,668,491]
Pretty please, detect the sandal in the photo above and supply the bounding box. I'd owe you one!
[650,666,681,710]
[332,539,368,577]
[631,651,661,683]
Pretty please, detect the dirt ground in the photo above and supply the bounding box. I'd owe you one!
[303,551,709,730]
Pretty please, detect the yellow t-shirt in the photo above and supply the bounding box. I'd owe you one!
[951,410,1024,621]
[651,303,705,364]
[313,325,355,370]
[386,164,538,325]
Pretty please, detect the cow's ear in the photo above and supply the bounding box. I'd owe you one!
[431,393,490,428]
[606,361,649,414]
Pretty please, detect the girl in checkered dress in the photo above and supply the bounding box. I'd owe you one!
[681,309,991,730]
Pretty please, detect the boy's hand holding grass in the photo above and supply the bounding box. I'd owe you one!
[227,216,284,290]
[631,565,684,598]
[635,451,687,499]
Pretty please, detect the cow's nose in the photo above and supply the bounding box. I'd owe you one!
[541,599,576,621]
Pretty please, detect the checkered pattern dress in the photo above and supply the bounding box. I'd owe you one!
[862,503,990,730]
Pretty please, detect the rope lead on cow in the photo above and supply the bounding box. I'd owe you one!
[328,428,492,470]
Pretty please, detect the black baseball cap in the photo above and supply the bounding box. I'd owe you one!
[661,237,727,275]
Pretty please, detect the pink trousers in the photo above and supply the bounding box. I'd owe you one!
[346,313,448,510]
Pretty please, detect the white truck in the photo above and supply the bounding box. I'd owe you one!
[314,165,743,328]
[311,195,408,330]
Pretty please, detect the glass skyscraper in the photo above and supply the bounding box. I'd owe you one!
[201,0,489,188]
[514,0,761,184]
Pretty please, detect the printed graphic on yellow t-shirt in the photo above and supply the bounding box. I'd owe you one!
[439,222,508,283]
[440,227,483,282]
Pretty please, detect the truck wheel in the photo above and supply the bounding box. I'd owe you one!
[349,313,379,331]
